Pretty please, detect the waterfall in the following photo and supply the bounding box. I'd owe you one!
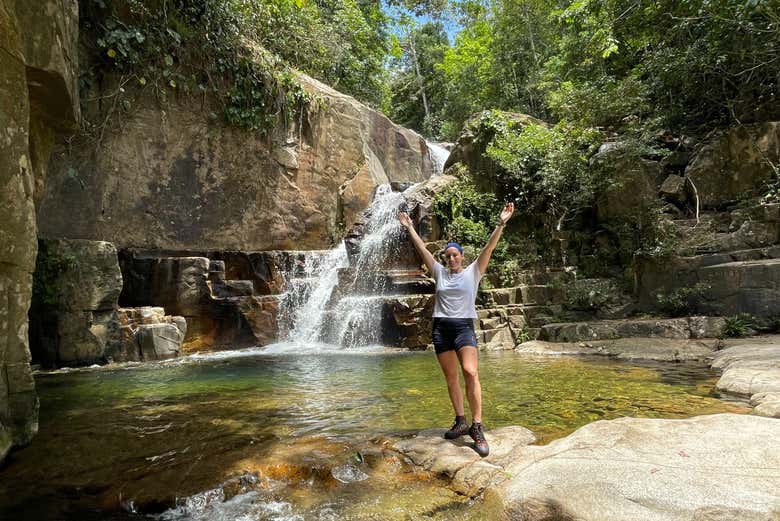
[427,142,450,176]
[273,184,409,351]
[279,244,349,346]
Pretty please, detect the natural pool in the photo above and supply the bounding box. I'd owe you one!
[0,347,748,520]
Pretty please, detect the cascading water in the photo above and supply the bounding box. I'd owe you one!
[278,244,349,346]
[274,184,408,351]
[272,144,450,352]
[427,142,450,176]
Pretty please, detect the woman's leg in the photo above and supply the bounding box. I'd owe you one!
[457,346,482,423]
[437,350,465,416]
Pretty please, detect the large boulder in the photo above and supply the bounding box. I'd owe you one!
[687,122,780,208]
[592,144,664,222]
[0,0,79,459]
[38,74,435,251]
[711,338,780,398]
[490,414,780,521]
[29,239,123,367]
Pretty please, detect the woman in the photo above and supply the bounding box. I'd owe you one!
[398,202,514,457]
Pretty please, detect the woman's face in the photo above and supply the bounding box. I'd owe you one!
[444,247,464,271]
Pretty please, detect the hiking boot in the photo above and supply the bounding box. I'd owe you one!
[469,422,489,457]
[444,415,469,439]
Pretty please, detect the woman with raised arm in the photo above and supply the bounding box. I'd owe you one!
[398,202,514,457]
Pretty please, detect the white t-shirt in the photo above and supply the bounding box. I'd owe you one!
[432,261,483,319]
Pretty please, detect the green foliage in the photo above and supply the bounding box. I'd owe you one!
[654,282,711,317]
[565,285,612,312]
[388,0,780,138]
[432,178,510,264]
[603,206,680,266]
[433,178,502,232]
[485,119,602,225]
[723,313,758,338]
[80,0,391,135]
[447,216,491,246]
[387,21,449,136]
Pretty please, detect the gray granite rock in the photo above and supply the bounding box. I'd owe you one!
[711,339,780,397]
[492,414,780,521]
[517,338,719,362]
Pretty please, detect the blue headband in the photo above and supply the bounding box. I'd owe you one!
[445,242,463,253]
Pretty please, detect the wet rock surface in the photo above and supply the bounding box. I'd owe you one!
[390,426,537,496]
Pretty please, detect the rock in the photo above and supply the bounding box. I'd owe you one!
[119,254,265,349]
[137,323,184,361]
[480,327,515,351]
[710,339,780,397]
[0,0,79,460]
[402,174,459,243]
[750,391,780,406]
[698,258,780,317]
[635,248,780,315]
[444,111,545,180]
[28,239,123,367]
[389,425,536,497]
[388,294,435,350]
[539,318,695,342]
[687,123,780,208]
[39,72,434,252]
[563,277,628,312]
[516,338,718,362]
[592,145,664,222]
[688,316,727,339]
[104,307,187,363]
[492,414,780,521]
[659,174,688,204]
[750,392,780,418]
[237,296,280,347]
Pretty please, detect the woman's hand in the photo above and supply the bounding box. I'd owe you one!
[499,202,515,224]
[398,212,413,229]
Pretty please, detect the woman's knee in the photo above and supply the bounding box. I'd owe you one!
[461,363,479,380]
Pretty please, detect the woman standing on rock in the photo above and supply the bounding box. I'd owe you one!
[398,202,514,457]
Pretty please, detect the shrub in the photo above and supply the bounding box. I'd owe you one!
[654,283,711,317]
[723,314,758,338]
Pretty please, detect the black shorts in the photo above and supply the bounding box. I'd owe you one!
[432,317,478,354]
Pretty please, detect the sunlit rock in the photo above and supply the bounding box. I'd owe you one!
[491,414,780,521]
[390,426,536,497]
[687,122,780,208]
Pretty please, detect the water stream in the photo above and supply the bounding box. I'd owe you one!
[277,184,409,351]
[2,142,751,520]
[3,351,748,520]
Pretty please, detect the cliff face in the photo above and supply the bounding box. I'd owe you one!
[37,72,435,251]
[0,0,79,458]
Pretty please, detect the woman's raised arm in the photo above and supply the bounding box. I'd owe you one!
[398,212,437,274]
[476,202,515,275]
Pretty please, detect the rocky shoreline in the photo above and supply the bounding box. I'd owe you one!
[388,334,780,520]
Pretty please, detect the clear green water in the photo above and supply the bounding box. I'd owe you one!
[0,349,747,520]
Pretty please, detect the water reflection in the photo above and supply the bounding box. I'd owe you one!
[4,350,748,520]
